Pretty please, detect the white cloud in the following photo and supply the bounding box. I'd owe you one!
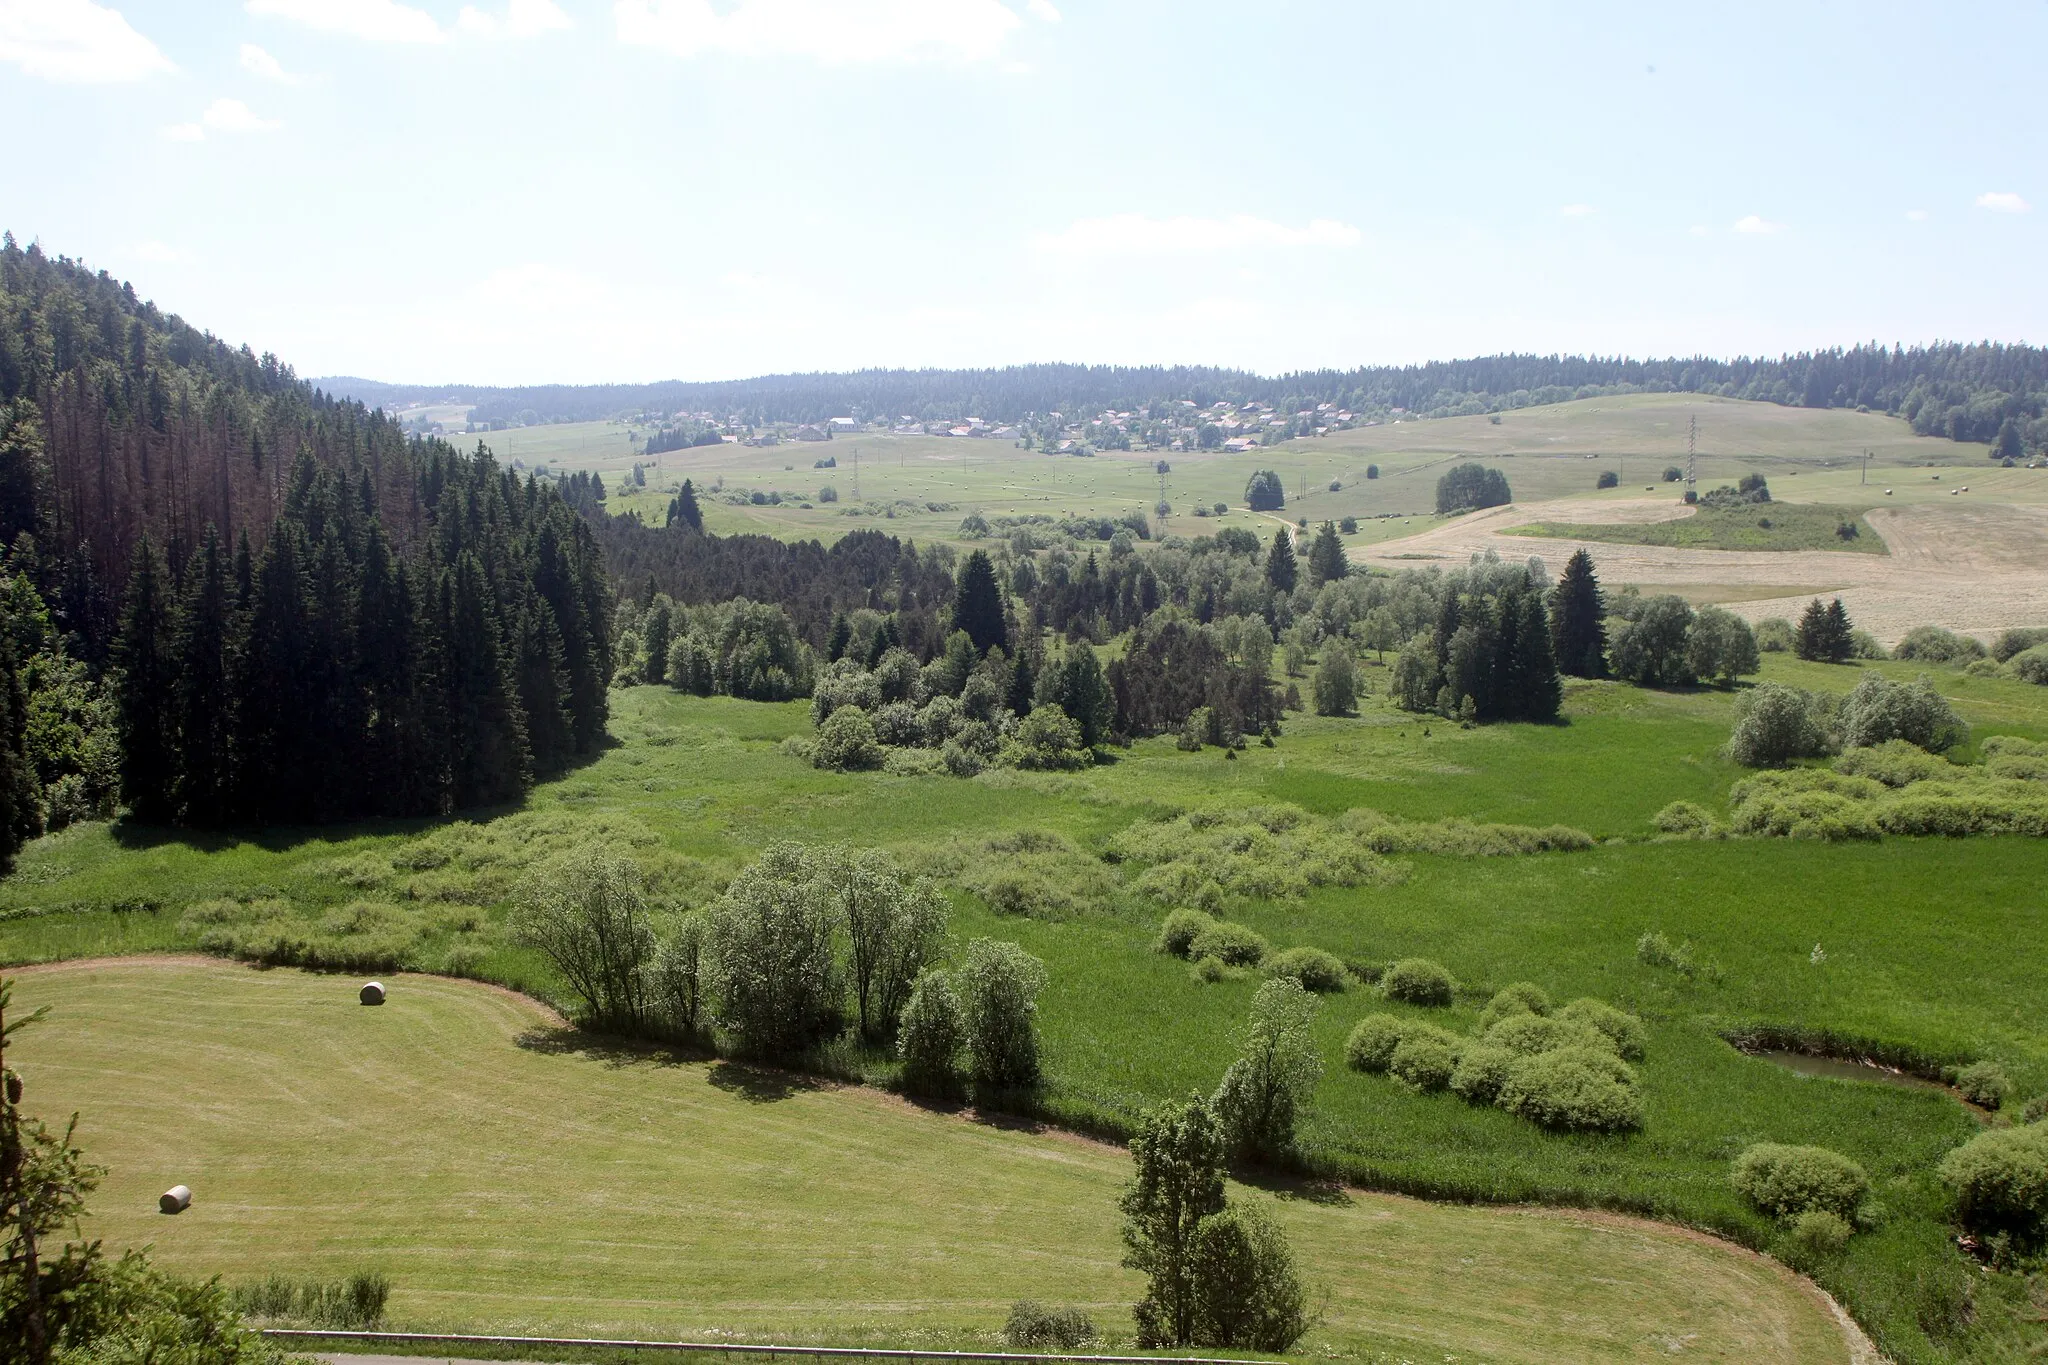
[472,263,608,313]
[1034,213,1363,255]
[1732,214,1783,235]
[1905,208,1929,222]
[134,240,182,263]
[163,97,284,141]
[1559,203,1595,218]
[615,0,1023,64]
[0,0,173,82]
[1025,0,1059,19]
[245,0,443,43]
[458,0,572,38]
[239,41,299,81]
[1975,191,2030,214]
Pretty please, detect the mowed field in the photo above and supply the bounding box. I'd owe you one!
[13,958,1864,1363]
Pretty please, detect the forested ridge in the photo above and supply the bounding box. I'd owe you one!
[0,238,612,867]
[323,344,2048,452]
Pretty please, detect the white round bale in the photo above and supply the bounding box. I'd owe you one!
[359,981,386,1006]
[159,1184,192,1214]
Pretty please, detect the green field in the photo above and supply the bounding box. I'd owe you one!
[6,651,2048,1361]
[1509,503,1886,554]
[462,395,2031,558]
[12,958,1860,1362]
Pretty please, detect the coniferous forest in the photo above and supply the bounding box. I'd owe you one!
[0,239,612,868]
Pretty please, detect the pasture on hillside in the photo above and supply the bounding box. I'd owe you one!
[4,651,2047,1362]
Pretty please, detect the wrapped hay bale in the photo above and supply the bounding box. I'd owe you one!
[359,981,386,1006]
[159,1184,192,1214]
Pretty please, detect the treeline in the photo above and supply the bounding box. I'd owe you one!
[642,423,722,455]
[320,344,2048,453]
[0,239,610,863]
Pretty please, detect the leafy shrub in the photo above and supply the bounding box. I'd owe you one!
[1156,908,1217,958]
[1787,1208,1854,1258]
[511,845,660,1031]
[2023,1093,2048,1125]
[1837,672,1968,753]
[1004,1301,1095,1349]
[2012,644,2048,685]
[897,969,966,1099]
[1449,1042,1517,1104]
[707,843,844,1059]
[1731,1143,1870,1219]
[1895,625,1987,663]
[1952,1060,2012,1109]
[1726,769,1884,840]
[1992,627,2048,662]
[813,704,884,770]
[1727,683,1836,767]
[1190,954,1248,984]
[1834,739,1954,787]
[1389,1025,1463,1091]
[1189,919,1270,968]
[1113,805,1395,906]
[1937,1124,2048,1244]
[1754,617,1795,653]
[1344,1014,1406,1073]
[1339,807,1594,856]
[1485,1011,1614,1057]
[1382,956,1453,1006]
[1265,945,1347,992]
[1497,1047,1644,1132]
[1651,800,1718,837]
[959,938,1048,1090]
[1005,703,1089,770]
[1186,1204,1311,1351]
[1558,998,1648,1060]
[1477,981,1551,1032]
[871,700,923,748]
[1636,930,1695,976]
[648,913,707,1036]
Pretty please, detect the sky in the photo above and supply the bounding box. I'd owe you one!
[2,0,2045,385]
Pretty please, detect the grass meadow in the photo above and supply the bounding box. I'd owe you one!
[5,651,2048,1361]
[1511,502,1886,554]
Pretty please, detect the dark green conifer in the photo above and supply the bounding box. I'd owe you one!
[1265,527,1298,593]
[1306,521,1347,587]
[1549,549,1607,678]
[445,551,530,808]
[112,537,177,823]
[951,549,1009,655]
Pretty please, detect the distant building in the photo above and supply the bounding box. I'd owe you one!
[793,425,829,442]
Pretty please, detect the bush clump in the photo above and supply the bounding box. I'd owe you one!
[1448,1041,1517,1104]
[1388,1025,1464,1091]
[1727,682,1836,768]
[1344,1014,1407,1073]
[1651,800,1719,837]
[1265,945,1348,992]
[1485,1011,1615,1058]
[1731,1143,1871,1220]
[1952,1059,2012,1110]
[1497,1047,1643,1132]
[1558,997,1648,1061]
[1834,739,1954,787]
[1837,672,1968,753]
[1381,956,1454,1006]
[1636,930,1696,976]
[1787,1208,1854,1259]
[1477,981,1551,1032]
[1155,907,1216,958]
[1189,918,1270,968]
[813,704,884,771]
[1004,1300,1095,1349]
[1937,1124,2048,1245]
[1894,625,1986,663]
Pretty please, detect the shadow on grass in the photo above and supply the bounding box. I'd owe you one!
[514,1024,712,1071]
[1233,1165,1356,1208]
[707,1060,833,1103]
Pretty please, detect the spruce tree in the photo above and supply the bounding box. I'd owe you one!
[1006,648,1036,717]
[233,527,318,822]
[1795,598,1854,663]
[952,549,1009,655]
[516,598,574,774]
[112,537,177,822]
[170,529,232,824]
[1264,527,1298,593]
[1549,549,1607,678]
[354,525,413,815]
[1305,521,1347,587]
[671,478,703,531]
[826,612,852,663]
[1054,644,1113,748]
[0,626,38,873]
[445,551,530,808]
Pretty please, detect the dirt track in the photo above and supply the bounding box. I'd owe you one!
[1360,498,2048,643]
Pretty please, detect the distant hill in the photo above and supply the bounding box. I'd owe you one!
[314,345,2048,457]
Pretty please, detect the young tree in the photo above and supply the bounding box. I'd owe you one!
[1211,977,1324,1162]
[649,913,707,1037]
[511,844,656,1032]
[641,598,673,685]
[822,846,949,1040]
[1187,1204,1312,1351]
[1305,521,1347,587]
[1121,1095,1228,1348]
[951,550,1009,656]
[1310,648,1356,716]
[706,842,843,1059]
[1549,548,1607,678]
[1243,470,1285,511]
[1684,606,1760,683]
[958,938,1047,1090]
[1264,527,1297,594]
[111,538,176,823]
[896,968,966,1099]
[1051,646,1112,748]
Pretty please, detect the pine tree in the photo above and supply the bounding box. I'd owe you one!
[826,612,852,662]
[354,525,412,815]
[666,478,703,531]
[1796,598,1854,663]
[1264,527,1297,593]
[0,625,38,873]
[1823,598,1854,662]
[1549,549,1607,678]
[516,598,574,774]
[445,551,530,808]
[1502,581,1562,720]
[1305,521,1347,587]
[169,530,232,824]
[112,538,177,823]
[233,527,319,822]
[1006,648,1036,717]
[952,549,1009,655]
